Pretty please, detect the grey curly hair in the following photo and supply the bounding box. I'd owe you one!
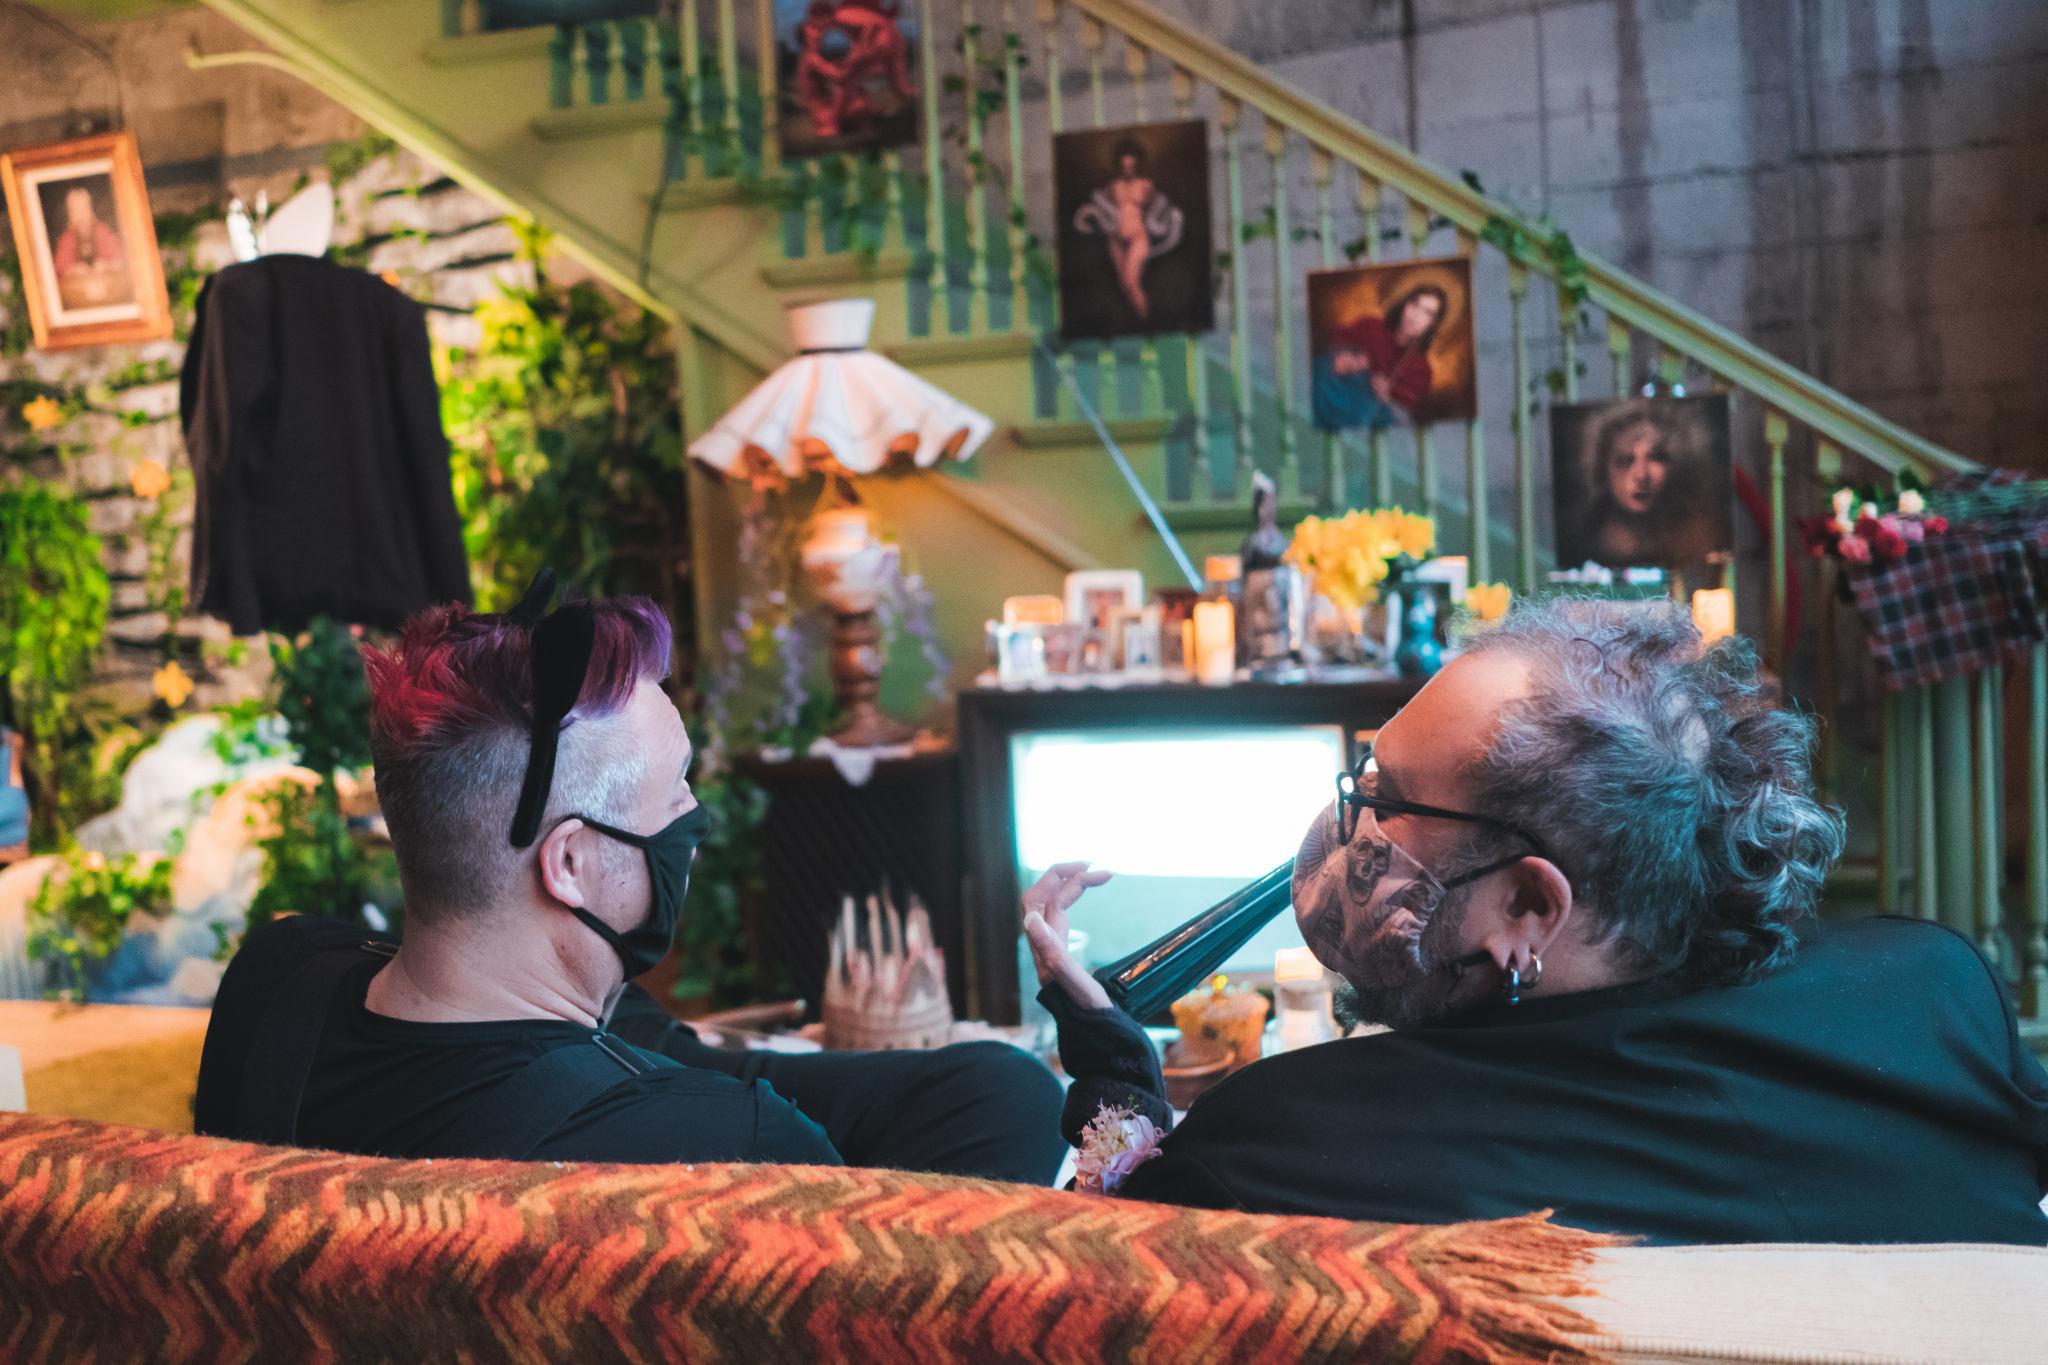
[1457,597,1845,989]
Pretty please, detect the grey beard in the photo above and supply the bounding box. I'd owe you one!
[1330,888,1480,1029]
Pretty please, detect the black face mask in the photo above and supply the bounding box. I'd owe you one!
[563,802,712,980]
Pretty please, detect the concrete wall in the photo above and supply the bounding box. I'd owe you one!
[1143,0,2048,475]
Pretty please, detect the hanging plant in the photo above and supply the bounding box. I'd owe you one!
[0,481,111,850]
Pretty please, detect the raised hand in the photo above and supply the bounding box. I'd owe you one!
[1021,861,1114,1010]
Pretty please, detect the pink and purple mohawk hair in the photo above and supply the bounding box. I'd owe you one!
[364,598,673,760]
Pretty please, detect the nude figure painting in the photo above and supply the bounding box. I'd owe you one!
[1053,120,1213,340]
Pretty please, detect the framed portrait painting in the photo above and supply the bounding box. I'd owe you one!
[1550,395,1734,570]
[1,132,170,352]
[773,0,921,160]
[1053,119,1214,340]
[1307,255,1476,429]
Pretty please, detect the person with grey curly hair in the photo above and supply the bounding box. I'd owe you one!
[1026,598,2048,1243]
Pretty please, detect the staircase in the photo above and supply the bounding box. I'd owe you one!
[197,0,2043,1015]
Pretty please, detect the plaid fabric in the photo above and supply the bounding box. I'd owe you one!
[0,1112,1620,1365]
[1851,527,2039,687]
[1845,533,2045,692]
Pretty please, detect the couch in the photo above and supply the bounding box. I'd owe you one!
[0,1112,2040,1364]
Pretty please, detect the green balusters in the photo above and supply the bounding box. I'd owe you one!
[1915,684,1937,919]
[717,0,741,168]
[1557,287,1580,403]
[1003,0,1029,332]
[1458,227,1486,582]
[1081,13,1104,126]
[1266,120,1297,501]
[1764,409,1788,674]
[681,0,705,176]
[2029,642,2048,1017]
[1358,173,1389,508]
[1221,95,1252,496]
[1175,64,1210,505]
[919,0,945,333]
[1313,147,1339,511]
[756,0,779,178]
[1935,675,1974,933]
[1405,199,1433,519]
[1039,0,1076,414]
[1880,688,1900,915]
[961,0,990,335]
[1508,257,1534,593]
[1977,667,2004,970]
[584,23,613,106]
[550,24,575,110]
[1606,311,1630,396]
[621,19,647,103]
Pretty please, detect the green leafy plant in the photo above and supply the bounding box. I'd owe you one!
[0,481,111,849]
[27,850,174,1001]
[439,223,690,624]
[245,617,397,933]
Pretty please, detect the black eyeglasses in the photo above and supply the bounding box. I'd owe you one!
[1335,745,1558,885]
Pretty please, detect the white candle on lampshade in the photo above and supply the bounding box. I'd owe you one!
[1192,600,1235,686]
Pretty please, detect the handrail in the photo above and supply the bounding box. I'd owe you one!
[1064,0,1975,480]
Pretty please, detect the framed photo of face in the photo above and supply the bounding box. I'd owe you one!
[1550,395,1734,570]
[1306,255,1476,429]
[1062,569,1144,633]
[1,132,171,352]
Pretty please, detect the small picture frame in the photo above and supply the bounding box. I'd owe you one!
[995,624,1047,683]
[1123,620,1162,672]
[1063,569,1145,632]
[1,132,171,352]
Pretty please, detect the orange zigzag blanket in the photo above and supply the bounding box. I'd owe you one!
[0,1113,1618,1364]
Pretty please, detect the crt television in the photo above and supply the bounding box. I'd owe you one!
[956,679,1420,1023]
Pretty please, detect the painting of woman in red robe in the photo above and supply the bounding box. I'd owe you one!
[1307,256,1476,430]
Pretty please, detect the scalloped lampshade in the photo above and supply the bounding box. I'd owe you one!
[686,299,994,479]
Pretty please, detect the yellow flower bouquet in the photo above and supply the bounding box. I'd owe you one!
[1282,507,1437,613]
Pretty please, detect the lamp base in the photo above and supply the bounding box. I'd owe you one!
[828,608,916,749]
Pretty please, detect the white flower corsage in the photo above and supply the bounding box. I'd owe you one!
[1074,1101,1164,1195]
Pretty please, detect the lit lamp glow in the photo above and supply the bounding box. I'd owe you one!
[1692,588,1735,644]
[1192,600,1235,686]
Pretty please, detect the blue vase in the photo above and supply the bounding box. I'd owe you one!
[1394,588,1442,678]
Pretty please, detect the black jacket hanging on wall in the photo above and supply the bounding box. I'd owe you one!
[180,255,472,634]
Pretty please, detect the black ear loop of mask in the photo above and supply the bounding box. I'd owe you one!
[1333,744,1561,985]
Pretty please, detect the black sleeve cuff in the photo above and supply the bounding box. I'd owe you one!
[1037,983,1171,1146]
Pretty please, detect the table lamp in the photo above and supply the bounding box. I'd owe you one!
[687,299,995,749]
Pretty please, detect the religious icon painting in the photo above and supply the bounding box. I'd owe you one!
[1306,256,1476,430]
[774,0,921,160]
[1550,395,1734,570]
[1052,120,1214,340]
[0,132,170,352]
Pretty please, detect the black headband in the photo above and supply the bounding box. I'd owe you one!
[508,568,598,849]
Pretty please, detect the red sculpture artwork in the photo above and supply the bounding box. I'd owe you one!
[794,0,915,140]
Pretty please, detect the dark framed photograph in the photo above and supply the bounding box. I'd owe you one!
[1307,255,1476,429]
[1,132,171,352]
[1550,395,1734,570]
[1053,119,1213,340]
[774,0,921,160]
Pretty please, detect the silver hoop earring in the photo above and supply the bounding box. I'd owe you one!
[1526,955,1542,990]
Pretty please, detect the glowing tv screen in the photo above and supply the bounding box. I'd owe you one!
[1009,726,1345,977]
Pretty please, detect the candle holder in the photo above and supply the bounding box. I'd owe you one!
[801,507,915,748]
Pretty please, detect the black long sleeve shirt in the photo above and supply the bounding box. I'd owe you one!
[1051,916,2048,1244]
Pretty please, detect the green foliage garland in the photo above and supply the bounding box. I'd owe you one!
[0,482,111,849]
